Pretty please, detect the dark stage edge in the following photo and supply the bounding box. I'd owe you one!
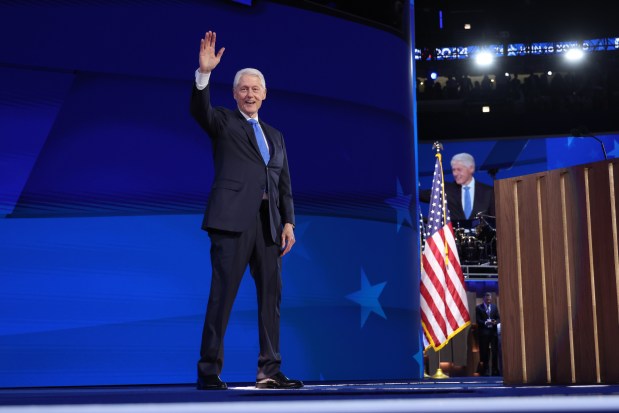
[2,377,619,412]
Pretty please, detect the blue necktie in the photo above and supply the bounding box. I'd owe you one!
[463,185,472,219]
[248,118,270,165]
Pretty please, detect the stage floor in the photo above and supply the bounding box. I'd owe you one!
[2,377,619,412]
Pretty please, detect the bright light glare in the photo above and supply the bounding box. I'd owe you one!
[565,48,584,61]
[475,51,494,66]
[547,70,553,76]
[482,106,490,113]
[430,72,438,80]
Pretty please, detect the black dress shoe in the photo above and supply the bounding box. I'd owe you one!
[256,372,303,389]
[197,374,227,390]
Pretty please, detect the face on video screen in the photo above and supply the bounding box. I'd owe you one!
[451,161,474,185]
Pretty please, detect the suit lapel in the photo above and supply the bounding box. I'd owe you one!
[451,184,465,218]
[470,182,476,216]
[261,122,276,159]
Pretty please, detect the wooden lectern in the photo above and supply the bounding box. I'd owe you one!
[496,158,619,385]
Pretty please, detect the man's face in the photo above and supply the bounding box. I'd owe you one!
[484,294,492,305]
[233,74,266,118]
[452,161,475,186]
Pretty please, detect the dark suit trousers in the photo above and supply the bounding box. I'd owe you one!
[198,201,282,380]
[478,332,499,374]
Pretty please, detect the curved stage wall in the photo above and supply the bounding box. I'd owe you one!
[0,1,420,386]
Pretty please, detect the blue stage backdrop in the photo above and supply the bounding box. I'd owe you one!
[0,1,421,387]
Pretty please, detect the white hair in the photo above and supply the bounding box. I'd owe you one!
[233,68,266,90]
[451,152,475,169]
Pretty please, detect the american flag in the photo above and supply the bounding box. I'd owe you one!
[420,152,470,350]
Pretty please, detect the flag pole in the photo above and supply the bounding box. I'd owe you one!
[430,141,450,380]
[432,351,449,379]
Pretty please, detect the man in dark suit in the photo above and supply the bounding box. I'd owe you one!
[420,153,494,226]
[445,153,494,223]
[476,292,500,376]
[190,31,302,390]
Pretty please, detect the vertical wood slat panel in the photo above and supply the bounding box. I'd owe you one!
[496,178,523,385]
[612,163,619,336]
[516,177,546,383]
[564,166,596,384]
[543,170,573,384]
[537,175,552,383]
[584,166,601,383]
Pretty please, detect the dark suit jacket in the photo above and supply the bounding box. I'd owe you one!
[420,179,495,223]
[444,181,495,222]
[190,84,294,245]
[476,303,500,336]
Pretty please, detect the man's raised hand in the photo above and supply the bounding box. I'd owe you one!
[199,31,225,74]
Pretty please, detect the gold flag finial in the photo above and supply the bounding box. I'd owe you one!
[432,141,443,153]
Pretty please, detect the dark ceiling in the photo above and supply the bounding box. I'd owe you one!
[414,0,616,47]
